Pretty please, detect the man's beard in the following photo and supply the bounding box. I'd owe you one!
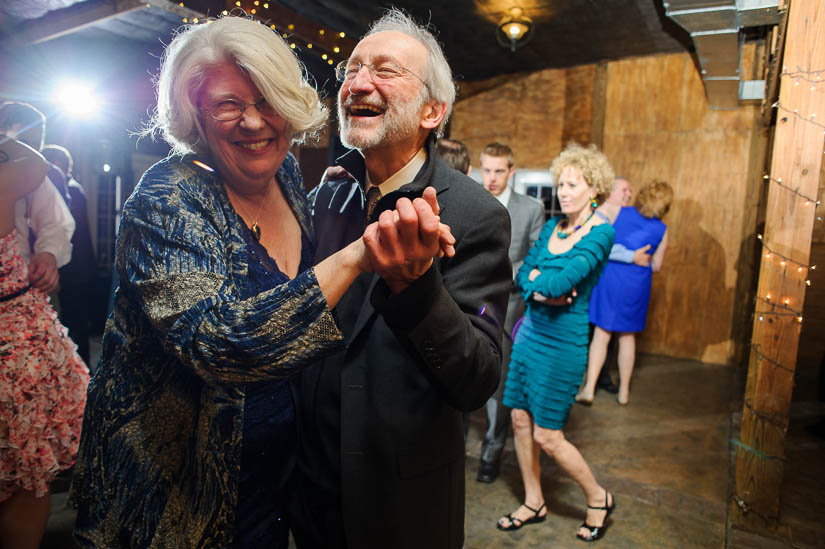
[338,92,425,150]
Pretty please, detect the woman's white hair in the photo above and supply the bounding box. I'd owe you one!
[146,15,327,155]
[365,9,456,137]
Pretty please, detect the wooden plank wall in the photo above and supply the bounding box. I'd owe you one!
[451,67,585,169]
[602,52,765,364]
[450,49,767,365]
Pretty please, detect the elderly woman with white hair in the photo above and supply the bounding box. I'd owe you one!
[69,15,452,548]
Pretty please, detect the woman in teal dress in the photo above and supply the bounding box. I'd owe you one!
[497,143,617,542]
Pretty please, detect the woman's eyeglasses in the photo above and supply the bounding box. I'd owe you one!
[203,97,276,121]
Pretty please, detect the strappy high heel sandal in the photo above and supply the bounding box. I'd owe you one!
[576,490,615,542]
[496,502,547,531]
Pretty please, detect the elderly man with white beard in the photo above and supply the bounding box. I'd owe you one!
[288,9,512,549]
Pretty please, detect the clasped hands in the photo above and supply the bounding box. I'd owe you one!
[362,187,455,294]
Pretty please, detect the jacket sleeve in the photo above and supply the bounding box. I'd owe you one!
[370,198,512,412]
[28,176,75,267]
[515,219,555,302]
[527,225,614,298]
[512,199,546,277]
[118,171,343,386]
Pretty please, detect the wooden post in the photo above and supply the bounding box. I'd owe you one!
[733,0,825,529]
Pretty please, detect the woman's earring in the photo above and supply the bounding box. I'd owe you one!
[590,197,598,209]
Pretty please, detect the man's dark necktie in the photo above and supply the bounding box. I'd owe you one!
[365,185,382,220]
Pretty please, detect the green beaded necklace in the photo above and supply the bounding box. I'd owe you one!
[556,209,595,239]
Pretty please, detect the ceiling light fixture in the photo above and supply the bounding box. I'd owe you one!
[497,7,533,52]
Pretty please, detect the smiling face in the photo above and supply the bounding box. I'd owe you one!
[556,165,594,217]
[609,177,633,206]
[480,154,514,196]
[198,62,290,191]
[337,31,430,151]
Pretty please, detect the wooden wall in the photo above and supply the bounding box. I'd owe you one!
[450,50,768,365]
[602,53,765,364]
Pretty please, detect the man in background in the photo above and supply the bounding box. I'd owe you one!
[476,142,545,483]
[42,144,95,364]
[0,102,74,295]
[436,137,471,176]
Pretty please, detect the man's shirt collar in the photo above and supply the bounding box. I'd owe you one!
[494,185,512,207]
[365,147,427,195]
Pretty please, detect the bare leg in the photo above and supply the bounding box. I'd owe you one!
[0,488,51,549]
[497,409,547,528]
[617,333,636,405]
[578,326,612,401]
[533,426,612,540]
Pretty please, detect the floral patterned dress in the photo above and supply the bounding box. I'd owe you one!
[0,229,89,501]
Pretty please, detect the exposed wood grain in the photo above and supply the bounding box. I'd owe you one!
[603,52,765,364]
[734,0,825,529]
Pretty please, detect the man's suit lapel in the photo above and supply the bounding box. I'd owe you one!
[348,274,381,345]
[338,137,451,345]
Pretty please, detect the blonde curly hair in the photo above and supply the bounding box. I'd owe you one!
[549,143,615,205]
[635,180,674,219]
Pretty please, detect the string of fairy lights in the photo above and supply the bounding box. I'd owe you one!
[782,65,825,87]
[732,64,824,491]
[753,65,824,328]
[145,2,349,68]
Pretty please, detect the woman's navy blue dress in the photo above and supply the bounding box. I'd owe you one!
[503,218,614,429]
[589,206,666,333]
[235,229,311,548]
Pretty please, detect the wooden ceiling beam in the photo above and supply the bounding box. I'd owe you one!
[0,0,148,51]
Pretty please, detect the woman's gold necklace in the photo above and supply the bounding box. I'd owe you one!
[230,181,274,241]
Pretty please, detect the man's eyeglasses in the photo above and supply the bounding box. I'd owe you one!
[203,97,276,121]
[335,60,429,91]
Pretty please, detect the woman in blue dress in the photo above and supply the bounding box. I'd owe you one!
[496,143,616,542]
[578,180,672,405]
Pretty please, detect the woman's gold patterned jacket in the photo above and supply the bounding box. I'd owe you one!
[70,152,343,547]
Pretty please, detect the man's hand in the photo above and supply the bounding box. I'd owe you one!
[28,252,59,292]
[632,244,652,267]
[363,187,454,293]
[528,268,541,282]
[532,287,577,306]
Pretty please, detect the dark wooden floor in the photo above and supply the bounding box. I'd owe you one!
[41,353,825,548]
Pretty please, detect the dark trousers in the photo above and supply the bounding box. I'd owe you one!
[479,291,524,466]
[58,282,91,365]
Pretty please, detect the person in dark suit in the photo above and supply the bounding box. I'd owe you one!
[290,9,512,549]
[42,145,96,364]
[436,137,472,176]
[475,142,545,483]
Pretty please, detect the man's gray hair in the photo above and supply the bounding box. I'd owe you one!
[365,9,456,137]
[145,15,327,155]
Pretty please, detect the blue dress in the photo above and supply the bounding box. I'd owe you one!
[589,206,666,333]
[234,228,311,547]
[502,218,614,429]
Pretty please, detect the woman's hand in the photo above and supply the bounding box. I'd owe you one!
[528,268,541,281]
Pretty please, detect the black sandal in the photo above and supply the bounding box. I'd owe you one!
[496,502,547,531]
[576,490,615,542]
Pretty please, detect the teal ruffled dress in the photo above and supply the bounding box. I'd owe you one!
[502,218,614,429]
